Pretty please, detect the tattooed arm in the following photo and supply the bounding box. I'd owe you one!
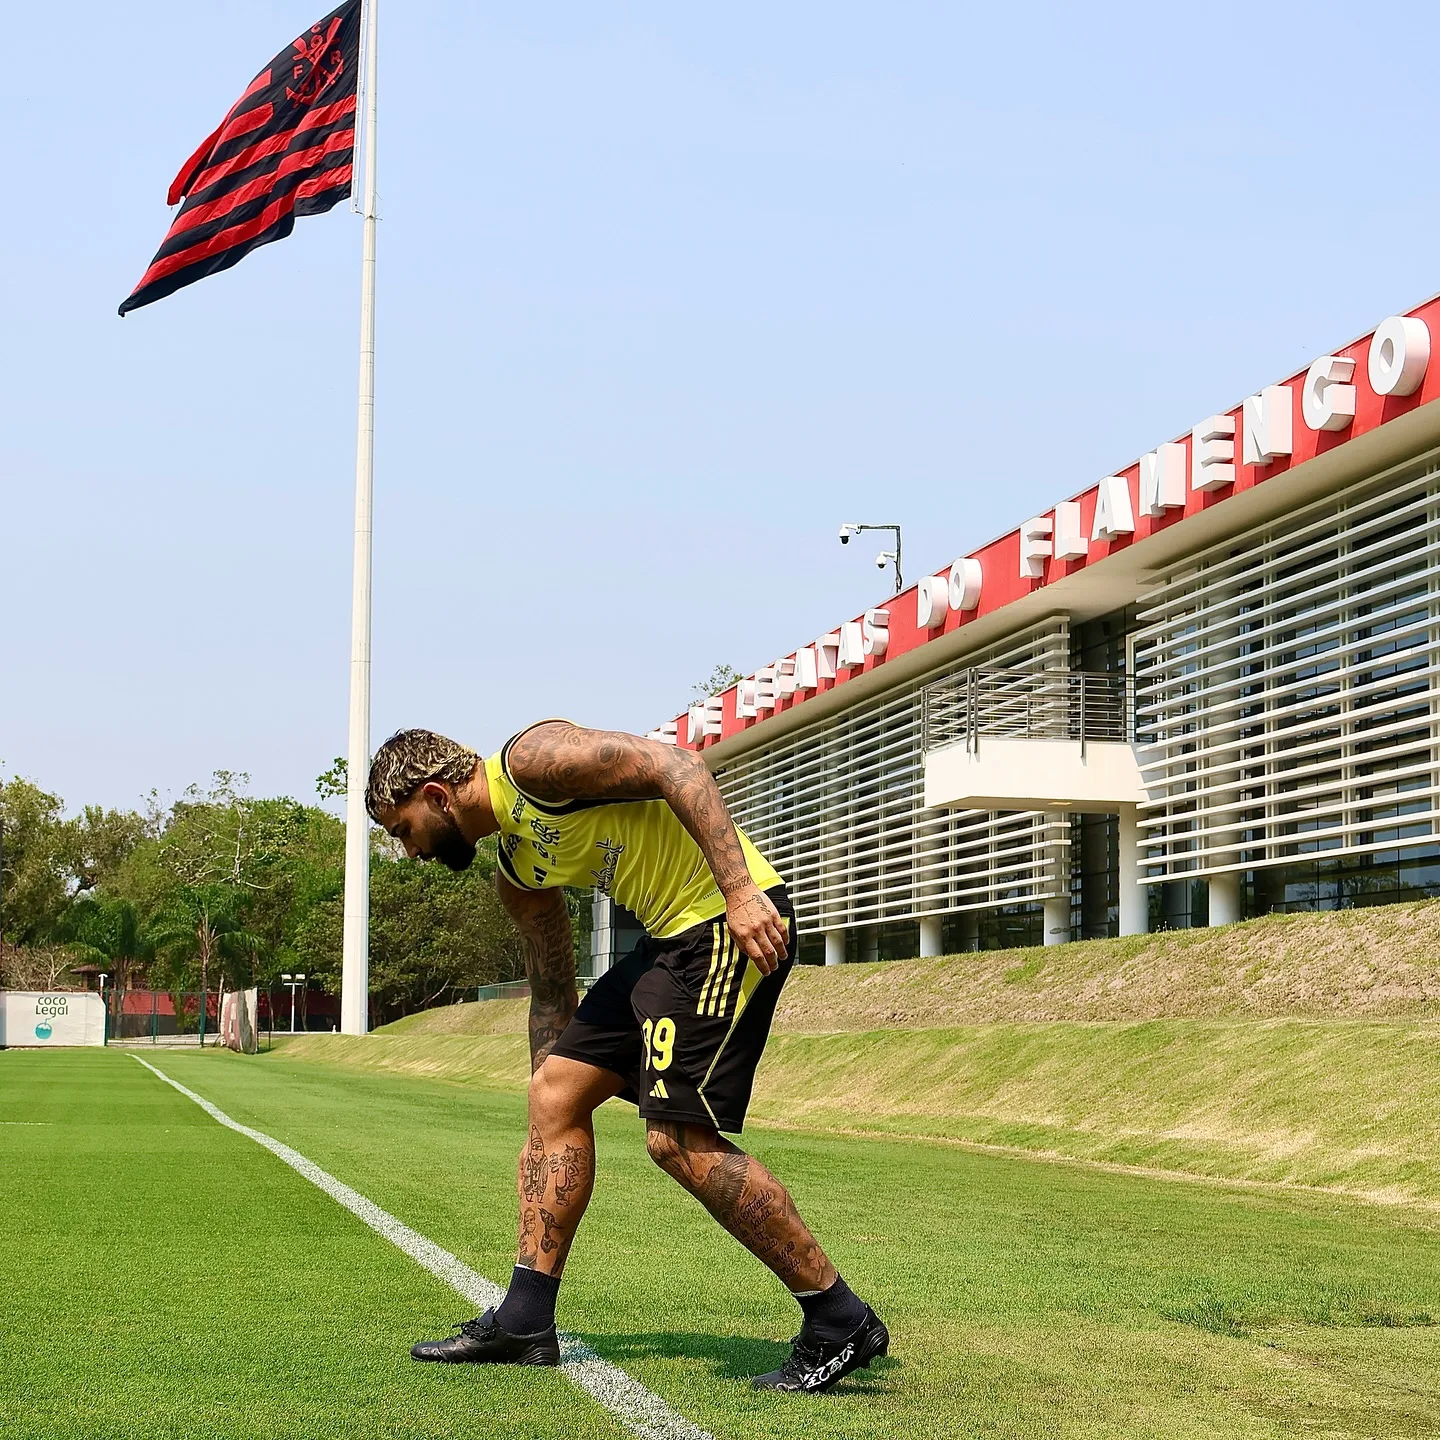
[506,721,788,973]
[497,875,579,1070]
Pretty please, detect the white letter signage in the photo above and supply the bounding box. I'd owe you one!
[687,697,723,743]
[862,608,889,657]
[1302,355,1356,432]
[948,557,982,610]
[1241,384,1293,467]
[1191,415,1236,492]
[1019,516,1053,578]
[1053,501,1087,560]
[1139,444,1186,517]
[816,633,840,680]
[916,575,947,629]
[1369,315,1430,398]
[754,665,778,711]
[1091,476,1135,543]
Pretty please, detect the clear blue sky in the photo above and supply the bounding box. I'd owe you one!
[6,1,1440,813]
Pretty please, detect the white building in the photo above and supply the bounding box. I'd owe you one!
[592,298,1440,968]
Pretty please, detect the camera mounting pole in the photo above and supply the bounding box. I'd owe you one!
[838,523,903,594]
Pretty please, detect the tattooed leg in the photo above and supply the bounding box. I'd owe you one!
[512,1056,624,1277]
[496,881,580,1072]
[644,1120,837,1293]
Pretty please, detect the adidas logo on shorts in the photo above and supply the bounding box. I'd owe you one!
[648,1079,669,1100]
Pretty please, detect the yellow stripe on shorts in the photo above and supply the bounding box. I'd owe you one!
[714,936,744,1017]
[712,935,742,1017]
[696,925,723,1015]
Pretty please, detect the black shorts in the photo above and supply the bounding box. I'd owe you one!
[550,887,794,1134]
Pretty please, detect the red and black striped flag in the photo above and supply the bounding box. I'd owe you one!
[119,1,361,316]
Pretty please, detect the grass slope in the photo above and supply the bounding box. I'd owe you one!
[9,1047,1440,1439]
[380,897,1440,1038]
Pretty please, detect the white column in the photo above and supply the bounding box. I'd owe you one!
[919,915,943,957]
[590,891,613,978]
[1209,872,1241,926]
[340,0,381,1038]
[1043,896,1070,946]
[1043,807,1070,945]
[824,930,846,966]
[1117,806,1149,937]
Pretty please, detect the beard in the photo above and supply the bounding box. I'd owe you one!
[430,812,477,872]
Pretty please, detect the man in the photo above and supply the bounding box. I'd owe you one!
[365,721,888,1394]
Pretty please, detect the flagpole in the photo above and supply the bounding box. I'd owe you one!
[341,0,379,1036]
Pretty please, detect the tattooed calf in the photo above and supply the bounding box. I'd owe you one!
[552,1142,590,1209]
[539,1207,566,1260]
[518,1209,540,1269]
[520,1125,549,1203]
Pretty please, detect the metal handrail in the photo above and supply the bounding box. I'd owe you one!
[922,667,1133,754]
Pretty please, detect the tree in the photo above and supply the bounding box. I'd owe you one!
[0,943,83,991]
[692,663,742,699]
[296,839,525,1021]
[315,758,347,801]
[150,887,265,1042]
[0,764,152,945]
[108,775,344,975]
[0,774,71,944]
[63,806,154,895]
[55,896,154,994]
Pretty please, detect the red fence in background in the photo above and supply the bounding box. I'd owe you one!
[110,986,340,1040]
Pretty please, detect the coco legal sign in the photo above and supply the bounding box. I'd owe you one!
[0,991,106,1047]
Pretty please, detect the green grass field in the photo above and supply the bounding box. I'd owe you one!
[5,1045,1440,1438]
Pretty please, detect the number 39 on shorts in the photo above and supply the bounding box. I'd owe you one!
[641,1017,674,1071]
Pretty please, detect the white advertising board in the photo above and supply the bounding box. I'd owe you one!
[0,992,106,1048]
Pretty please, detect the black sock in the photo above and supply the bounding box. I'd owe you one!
[793,1274,867,1342]
[494,1265,561,1335]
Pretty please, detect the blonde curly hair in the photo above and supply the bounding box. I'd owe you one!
[365,728,480,820]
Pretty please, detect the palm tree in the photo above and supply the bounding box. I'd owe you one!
[56,897,155,1034]
[150,888,264,1046]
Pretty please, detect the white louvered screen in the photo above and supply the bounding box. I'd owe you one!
[1133,454,1440,880]
[716,620,1072,936]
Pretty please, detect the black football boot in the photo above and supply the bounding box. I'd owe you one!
[410,1308,561,1366]
[751,1307,890,1394]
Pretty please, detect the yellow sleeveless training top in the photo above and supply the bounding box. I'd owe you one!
[485,728,782,939]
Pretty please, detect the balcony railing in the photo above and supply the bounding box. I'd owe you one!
[921,667,1132,755]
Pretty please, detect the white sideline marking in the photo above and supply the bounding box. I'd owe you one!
[131,1056,715,1440]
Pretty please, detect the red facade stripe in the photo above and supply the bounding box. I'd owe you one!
[669,292,1440,752]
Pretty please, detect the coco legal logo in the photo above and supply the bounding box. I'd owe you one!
[34,1021,53,1040]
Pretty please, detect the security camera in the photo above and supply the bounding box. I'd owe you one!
[838,526,852,544]
[875,553,888,569]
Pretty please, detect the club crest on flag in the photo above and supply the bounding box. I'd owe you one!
[288,17,348,105]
